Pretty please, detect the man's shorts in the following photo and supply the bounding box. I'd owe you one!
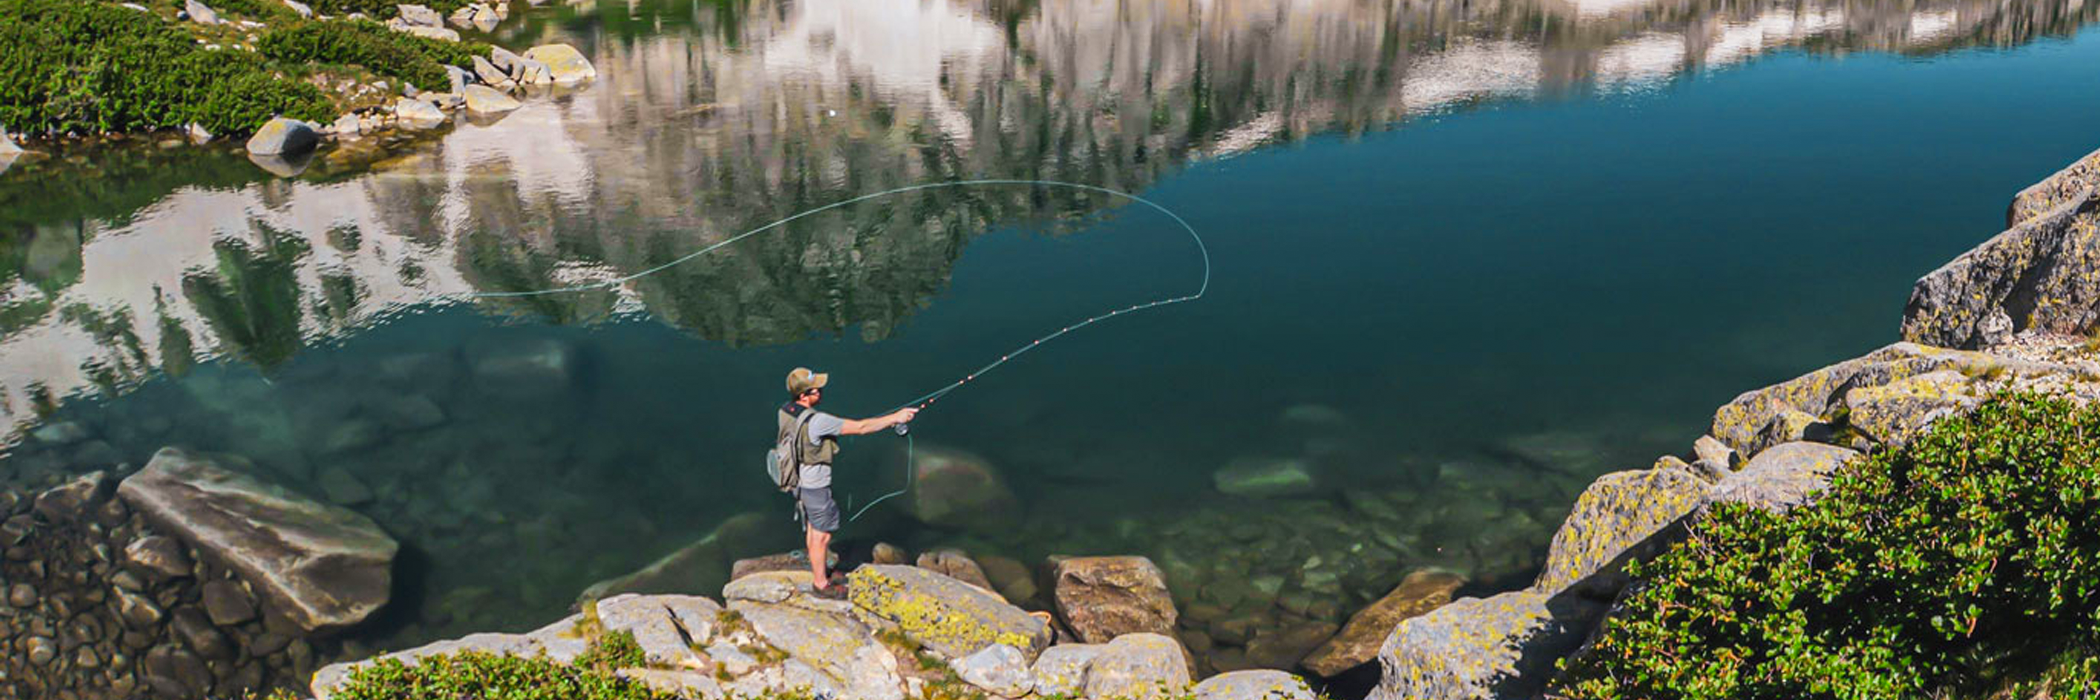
[798,487,842,533]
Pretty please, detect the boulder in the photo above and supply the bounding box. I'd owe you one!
[1710,342,1986,455]
[731,599,903,700]
[846,564,1051,661]
[1085,633,1191,700]
[471,56,515,89]
[394,3,441,26]
[1050,556,1178,643]
[1244,621,1338,669]
[979,555,1036,603]
[917,548,996,593]
[469,338,575,399]
[117,448,398,633]
[514,58,554,85]
[488,45,523,72]
[1842,370,1979,447]
[244,117,319,156]
[905,446,1020,529]
[1031,643,1103,697]
[582,511,793,598]
[184,0,218,24]
[391,21,460,41]
[1368,590,1604,700]
[1531,461,1707,598]
[34,470,112,521]
[1692,435,1737,470]
[463,84,521,116]
[1303,569,1464,677]
[1213,457,1319,498]
[281,0,312,17]
[1906,160,2100,348]
[724,570,810,604]
[1704,441,1859,514]
[523,43,597,84]
[2010,144,2100,228]
[956,644,1034,697]
[1194,670,1317,700]
[596,594,716,668]
[394,96,446,127]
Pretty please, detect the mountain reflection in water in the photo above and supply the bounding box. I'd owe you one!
[4,0,2096,421]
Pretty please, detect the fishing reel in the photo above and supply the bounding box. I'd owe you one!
[893,422,910,436]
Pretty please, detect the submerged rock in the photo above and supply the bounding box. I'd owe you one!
[906,446,1020,529]
[1369,590,1604,700]
[1212,456,1318,497]
[1303,569,1463,677]
[469,338,576,399]
[846,564,1051,661]
[1050,556,1178,643]
[582,511,792,598]
[463,84,521,116]
[244,117,318,156]
[118,448,398,633]
[917,548,997,593]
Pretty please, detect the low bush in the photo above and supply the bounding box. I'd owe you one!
[305,0,475,20]
[1556,392,2100,699]
[258,19,485,93]
[0,0,332,135]
[322,651,677,700]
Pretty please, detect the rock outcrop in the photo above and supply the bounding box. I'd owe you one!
[522,43,598,84]
[1051,556,1179,643]
[117,448,398,633]
[582,511,793,598]
[1532,462,1707,598]
[1368,590,1604,700]
[1905,149,2100,349]
[244,117,319,156]
[1705,441,1859,514]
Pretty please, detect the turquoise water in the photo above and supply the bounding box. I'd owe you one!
[5,0,2100,675]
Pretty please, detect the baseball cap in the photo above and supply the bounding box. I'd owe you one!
[786,367,830,395]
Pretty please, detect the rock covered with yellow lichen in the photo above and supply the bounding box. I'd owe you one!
[1367,590,1603,700]
[847,564,1052,662]
[1905,156,2100,349]
[1531,462,1707,599]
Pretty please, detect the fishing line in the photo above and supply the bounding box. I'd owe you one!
[461,179,1211,521]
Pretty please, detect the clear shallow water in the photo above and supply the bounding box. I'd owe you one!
[5,0,2100,674]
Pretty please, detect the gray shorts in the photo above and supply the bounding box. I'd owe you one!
[798,487,841,533]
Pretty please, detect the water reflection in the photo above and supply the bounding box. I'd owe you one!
[5,0,2096,428]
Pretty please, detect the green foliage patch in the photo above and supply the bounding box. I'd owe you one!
[257,19,485,93]
[305,0,474,20]
[322,650,677,700]
[0,0,333,135]
[1557,392,2100,699]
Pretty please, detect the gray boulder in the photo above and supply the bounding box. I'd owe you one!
[596,594,715,668]
[1084,633,1191,700]
[118,448,398,633]
[523,43,597,84]
[1030,643,1103,697]
[394,3,441,26]
[1194,670,1317,700]
[904,446,1020,529]
[1705,441,1859,514]
[244,117,318,156]
[1368,590,1604,700]
[463,84,522,116]
[184,0,218,24]
[2009,143,2100,228]
[1710,342,1986,456]
[730,599,903,700]
[472,56,515,88]
[956,644,1034,697]
[1841,370,1978,447]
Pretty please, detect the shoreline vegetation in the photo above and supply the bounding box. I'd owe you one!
[0,0,593,177]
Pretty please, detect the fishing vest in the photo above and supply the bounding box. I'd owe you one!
[779,403,839,465]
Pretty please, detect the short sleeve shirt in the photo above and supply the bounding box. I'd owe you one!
[799,412,844,488]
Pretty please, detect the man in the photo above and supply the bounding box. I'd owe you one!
[781,367,916,598]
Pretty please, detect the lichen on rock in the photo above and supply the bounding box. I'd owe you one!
[846,564,1050,662]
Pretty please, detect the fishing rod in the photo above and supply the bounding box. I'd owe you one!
[464,179,1212,520]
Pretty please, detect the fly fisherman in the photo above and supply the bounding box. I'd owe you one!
[779,368,917,598]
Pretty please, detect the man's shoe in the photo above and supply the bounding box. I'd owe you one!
[810,585,847,600]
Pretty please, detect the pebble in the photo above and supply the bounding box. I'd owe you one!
[9,582,36,607]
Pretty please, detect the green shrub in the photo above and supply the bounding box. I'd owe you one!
[0,0,332,135]
[1556,392,2100,699]
[573,629,647,671]
[304,0,474,20]
[258,19,485,92]
[325,651,677,700]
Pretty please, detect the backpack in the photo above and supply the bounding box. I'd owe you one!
[767,408,818,492]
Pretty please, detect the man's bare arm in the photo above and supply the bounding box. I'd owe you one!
[839,408,919,436]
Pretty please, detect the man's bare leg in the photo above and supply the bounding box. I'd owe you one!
[806,525,832,589]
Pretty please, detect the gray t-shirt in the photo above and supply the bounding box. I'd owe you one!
[799,411,844,488]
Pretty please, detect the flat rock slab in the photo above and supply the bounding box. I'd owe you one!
[1368,590,1603,700]
[730,599,902,700]
[1194,670,1316,700]
[119,448,397,633]
[848,564,1050,662]
[1085,633,1191,700]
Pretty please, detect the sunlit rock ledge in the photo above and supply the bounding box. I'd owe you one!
[1366,142,2100,700]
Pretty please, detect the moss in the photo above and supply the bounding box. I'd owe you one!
[574,629,647,671]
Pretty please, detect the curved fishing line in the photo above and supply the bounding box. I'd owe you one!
[460,179,1210,521]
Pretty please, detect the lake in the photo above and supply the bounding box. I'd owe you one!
[4,0,2100,679]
